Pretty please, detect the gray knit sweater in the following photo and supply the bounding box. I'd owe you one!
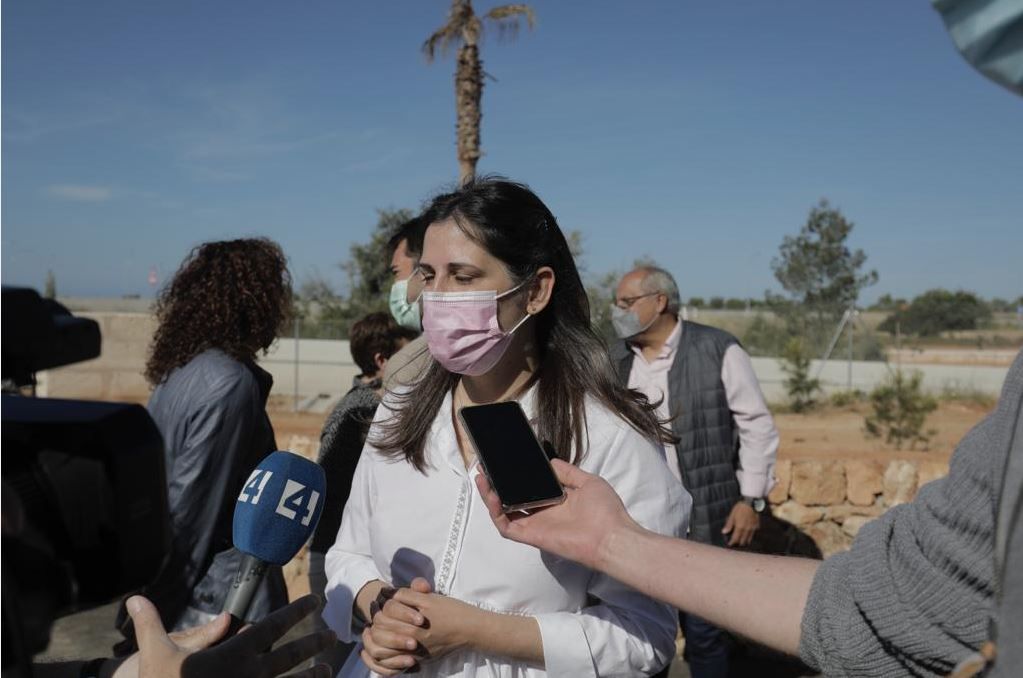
[800,351,1022,676]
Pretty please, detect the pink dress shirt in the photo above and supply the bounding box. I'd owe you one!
[626,317,778,498]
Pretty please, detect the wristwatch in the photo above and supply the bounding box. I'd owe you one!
[741,496,767,513]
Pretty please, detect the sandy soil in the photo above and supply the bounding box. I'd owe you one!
[773,400,992,463]
[270,400,994,464]
[270,409,330,439]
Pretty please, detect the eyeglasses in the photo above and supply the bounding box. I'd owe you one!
[405,267,426,303]
[614,292,659,310]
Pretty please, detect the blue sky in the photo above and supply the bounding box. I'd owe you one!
[3,1,1021,303]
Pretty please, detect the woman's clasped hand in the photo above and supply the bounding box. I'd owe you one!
[361,578,485,676]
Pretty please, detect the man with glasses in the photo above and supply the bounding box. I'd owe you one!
[381,213,432,389]
[610,265,779,678]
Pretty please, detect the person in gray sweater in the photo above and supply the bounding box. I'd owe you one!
[477,350,1021,676]
[799,348,1020,676]
[479,4,1022,673]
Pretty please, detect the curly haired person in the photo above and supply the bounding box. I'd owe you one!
[138,238,293,632]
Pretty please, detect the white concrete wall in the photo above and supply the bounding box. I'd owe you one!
[40,312,1012,406]
[260,338,360,407]
[750,356,1010,402]
[40,316,360,408]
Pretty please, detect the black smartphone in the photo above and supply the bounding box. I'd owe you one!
[458,401,566,513]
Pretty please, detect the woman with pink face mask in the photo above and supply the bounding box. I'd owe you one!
[322,177,692,678]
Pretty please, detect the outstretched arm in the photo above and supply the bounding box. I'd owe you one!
[32,595,333,678]
[475,460,819,657]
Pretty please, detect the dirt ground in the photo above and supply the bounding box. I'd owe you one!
[772,399,992,463]
[270,400,994,464]
[49,398,993,678]
[270,408,330,439]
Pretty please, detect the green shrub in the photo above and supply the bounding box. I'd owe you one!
[742,314,791,357]
[853,330,887,361]
[830,389,866,407]
[938,385,997,410]
[864,370,938,449]
[879,289,991,336]
[781,338,821,413]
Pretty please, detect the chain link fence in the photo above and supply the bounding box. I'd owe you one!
[262,318,360,412]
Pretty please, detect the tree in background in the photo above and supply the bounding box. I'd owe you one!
[870,293,907,312]
[780,337,821,413]
[987,296,1023,313]
[988,297,1013,313]
[769,199,878,352]
[292,275,346,339]
[341,208,415,310]
[294,208,413,338]
[581,254,659,345]
[570,234,626,344]
[864,370,937,450]
[43,270,57,299]
[423,1,535,183]
[879,289,992,336]
[586,269,621,344]
[741,313,791,357]
[297,211,589,340]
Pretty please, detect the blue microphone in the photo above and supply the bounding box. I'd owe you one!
[222,451,326,622]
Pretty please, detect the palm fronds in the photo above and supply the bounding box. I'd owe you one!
[484,4,535,40]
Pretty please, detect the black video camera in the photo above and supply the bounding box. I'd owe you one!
[1,287,170,674]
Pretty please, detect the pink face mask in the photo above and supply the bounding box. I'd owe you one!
[422,281,532,376]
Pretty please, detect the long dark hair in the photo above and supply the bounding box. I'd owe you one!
[376,177,673,471]
[145,238,292,385]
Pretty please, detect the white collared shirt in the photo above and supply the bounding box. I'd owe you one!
[627,317,779,498]
[323,385,691,677]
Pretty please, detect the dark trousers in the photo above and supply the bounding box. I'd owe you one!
[650,610,731,678]
[308,550,355,674]
[681,612,730,678]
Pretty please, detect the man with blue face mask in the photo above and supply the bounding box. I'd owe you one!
[386,216,427,332]
[381,214,434,390]
[610,265,779,678]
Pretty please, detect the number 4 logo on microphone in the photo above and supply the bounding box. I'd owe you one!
[239,469,273,505]
[276,479,321,526]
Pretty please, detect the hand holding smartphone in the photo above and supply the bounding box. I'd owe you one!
[458,401,565,513]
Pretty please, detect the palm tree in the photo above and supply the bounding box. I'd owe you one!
[423,1,535,183]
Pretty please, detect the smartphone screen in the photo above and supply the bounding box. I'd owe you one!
[458,401,565,512]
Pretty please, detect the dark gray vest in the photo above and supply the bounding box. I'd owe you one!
[614,321,741,546]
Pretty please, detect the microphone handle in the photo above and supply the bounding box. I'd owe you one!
[222,552,268,624]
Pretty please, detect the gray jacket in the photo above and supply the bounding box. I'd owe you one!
[145,349,287,626]
[800,350,1023,676]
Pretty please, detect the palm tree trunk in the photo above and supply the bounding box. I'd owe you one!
[455,42,482,184]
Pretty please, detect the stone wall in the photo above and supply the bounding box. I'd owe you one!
[768,458,950,556]
[276,432,952,597]
[41,312,157,401]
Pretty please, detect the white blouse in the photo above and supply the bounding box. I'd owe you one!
[323,386,692,678]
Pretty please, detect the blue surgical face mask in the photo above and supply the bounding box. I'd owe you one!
[389,277,422,331]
